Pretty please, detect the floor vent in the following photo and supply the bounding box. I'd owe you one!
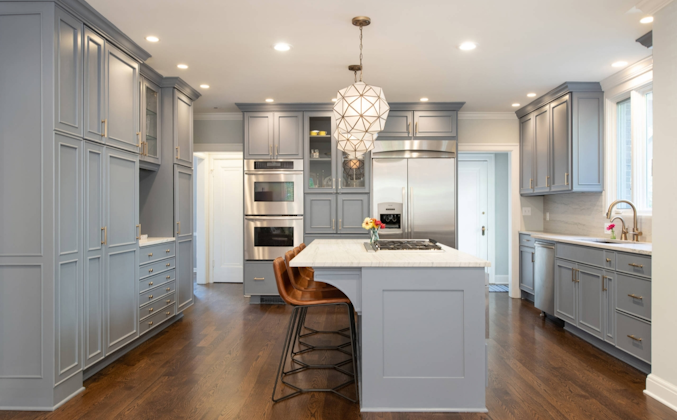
[260,296,285,305]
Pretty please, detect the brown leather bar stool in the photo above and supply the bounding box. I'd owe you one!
[271,257,358,403]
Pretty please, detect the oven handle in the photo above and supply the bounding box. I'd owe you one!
[245,216,303,221]
[244,170,303,175]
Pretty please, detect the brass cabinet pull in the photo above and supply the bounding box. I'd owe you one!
[176,146,180,160]
[572,268,580,282]
[166,263,170,267]
[148,308,154,313]
[415,121,418,134]
[275,144,279,158]
[602,275,609,291]
[177,221,181,235]
[166,299,171,304]
[253,277,264,281]
[148,295,153,299]
[531,252,534,263]
[136,224,141,240]
[101,119,108,137]
[136,132,142,150]
[628,293,643,300]
[565,173,569,186]
[338,178,342,189]
[148,253,153,257]
[148,321,153,326]
[628,263,644,268]
[148,281,153,286]
[166,249,171,253]
[149,268,154,273]
[166,312,171,316]
[101,227,107,244]
[166,287,171,292]
[269,144,272,157]
[627,334,642,342]
[166,275,171,279]
[339,219,342,230]
[546,175,550,187]
[530,178,533,189]
[606,258,611,263]
[332,219,335,230]
[408,122,411,136]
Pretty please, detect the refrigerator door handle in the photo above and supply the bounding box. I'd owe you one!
[402,186,407,238]
[409,187,414,238]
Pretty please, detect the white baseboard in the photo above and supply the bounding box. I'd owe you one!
[646,374,677,413]
[493,275,509,284]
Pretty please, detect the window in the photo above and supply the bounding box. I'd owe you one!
[612,84,653,213]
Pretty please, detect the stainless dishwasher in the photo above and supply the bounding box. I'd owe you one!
[534,241,555,316]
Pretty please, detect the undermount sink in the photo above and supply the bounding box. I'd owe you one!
[578,238,649,246]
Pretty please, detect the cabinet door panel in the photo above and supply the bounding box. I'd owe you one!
[305,194,337,234]
[54,8,82,136]
[174,90,193,167]
[604,271,615,345]
[338,194,369,234]
[106,248,137,352]
[519,114,534,194]
[174,166,194,312]
[379,111,413,138]
[274,112,303,158]
[413,111,457,137]
[304,111,336,193]
[83,28,105,142]
[140,78,161,165]
[550,94,571,192]
[577,264,604,339]
[244,112,274,159]
[105,44,139,153]
[176,238,194,311]
[533,105,550,193]
[519,246,534,293]
[554,259,576,324]
[572,92,604,192]
[107,150,138,247]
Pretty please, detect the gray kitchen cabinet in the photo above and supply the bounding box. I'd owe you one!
[517,83,603,196]
[413,111,457,138]
[83,141,105,368]
[519,245,535,294]
[244,262,278,296]
[244,112,274,159]
[554,259,577,324]
[305,112,336,193]
[139,76,161,166]
[379,111,414,137]
[519,113,535,194]
[173,90,193,167]
[577,263,604,340]
[338,151,370,193]
[104,147,139,355]
[83,27,106,142]
[533,105,550,194]
[305,194,337,234]
[274,112,303,159]
[54,8,83,137]
[604,271,615,345]
[104,42,140,153]
[175,165,194,312]
[338,194,370,234]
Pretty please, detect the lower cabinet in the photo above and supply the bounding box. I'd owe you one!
[576,264,605,340]
[139,241,177,335]
[554,259,576,324]
[244,261,278,296]
[519,245,535,294]
[305,193,369,235]
[174,165,194,312]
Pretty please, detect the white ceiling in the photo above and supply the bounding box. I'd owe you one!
[88,0,653,113]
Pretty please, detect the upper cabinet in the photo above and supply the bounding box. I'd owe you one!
[379,110,457,139]
[83,27,140,153]
[54,8,83,137]
[173,90,193,167]
[244,112,303,159]
[517,83,603,196]
[139,76,161,166]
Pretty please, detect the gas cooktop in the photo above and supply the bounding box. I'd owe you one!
[364,239,444,253]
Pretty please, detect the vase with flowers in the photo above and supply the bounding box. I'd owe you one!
[606,223,616,240]
[362,217,385,244]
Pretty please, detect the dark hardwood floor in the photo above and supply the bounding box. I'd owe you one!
[2,283,676,420]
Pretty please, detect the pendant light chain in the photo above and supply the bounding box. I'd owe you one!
[359,26,364,82]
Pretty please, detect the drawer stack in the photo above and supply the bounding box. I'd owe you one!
[139,241,177,335]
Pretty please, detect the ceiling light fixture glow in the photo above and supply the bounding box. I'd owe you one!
[420,97,429,102]
[145,36,159,42]
[640,16,654,24]
[265,98,274,103]
[459,42,477,51]
[274,43,291,51]
[512,103,520,107]
[331,98,337,102]
[612,61,628,68]
[177,64,188,69]
[527,93,536,97]
[200,84,209,89]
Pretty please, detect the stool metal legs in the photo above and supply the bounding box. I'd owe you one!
[272,303,359,403]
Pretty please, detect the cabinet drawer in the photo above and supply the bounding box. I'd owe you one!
[140,269,175,293]
[616,311,651,363]
[140,242,175,265]
[616,273,651,321]
[556,243,605,268]
[616,252,651,278]
[140,302,177,335]
[244,262,279,296]
[603,251,616,270]
[139,258,175,279]
[519,234,534,247]
[140,280,175,307]
[140,293,175,321]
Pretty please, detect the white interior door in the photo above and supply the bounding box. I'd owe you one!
[211,155,243,283]
[458,159,489,274]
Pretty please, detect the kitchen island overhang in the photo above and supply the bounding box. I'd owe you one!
[290,239,490,413]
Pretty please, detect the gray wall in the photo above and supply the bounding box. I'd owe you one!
[194,119,242,144]
[494,153,509,277]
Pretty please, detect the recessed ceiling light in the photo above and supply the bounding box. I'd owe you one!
[512,103,520,107]
[612,61,628,68]
[640,16,654,24]
[527,93,536,97]
[420,97,429,102]
[177,64,188,69]
[274,43,291,51]
[265,98,274,103]
[331,98,337,102]
[459,42,477,51]
[145,36,159,42]
[200,84,210,89]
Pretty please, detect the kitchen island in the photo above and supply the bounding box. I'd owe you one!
[290,239,490,412]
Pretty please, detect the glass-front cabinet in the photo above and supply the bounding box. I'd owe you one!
[303,111,369,194]
[140,77,161,166]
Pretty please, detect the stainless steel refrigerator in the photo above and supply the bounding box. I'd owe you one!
[371,140,457,248]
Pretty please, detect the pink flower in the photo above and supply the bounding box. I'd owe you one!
[606,223,616,231]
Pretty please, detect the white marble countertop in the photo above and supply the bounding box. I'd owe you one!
[139,237,176,247]
[519,231,652,256]
[290,239,491,268]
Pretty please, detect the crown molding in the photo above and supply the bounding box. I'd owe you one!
[160,77,202,101]
[636,0,674,15]
[600,55,653,92]
[194,113,243,121]
[236,102,466,112]
[515,82,603,118]
[139,63,164,86]
[458,112,517,120]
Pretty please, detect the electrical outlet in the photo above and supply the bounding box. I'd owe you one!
[522,207,531,216]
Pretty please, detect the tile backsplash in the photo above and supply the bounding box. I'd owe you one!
[543,193,652,242]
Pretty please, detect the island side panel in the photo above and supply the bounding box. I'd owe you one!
[360,267,487,412]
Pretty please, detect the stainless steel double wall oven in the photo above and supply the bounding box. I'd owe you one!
[244,160,304,261]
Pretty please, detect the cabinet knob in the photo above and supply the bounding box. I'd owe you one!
[148,253,153,257]
[166,287,171,292]
[606,258,611,263]
[166,275,171,279]
[166,312,171,316]
[166,249,171,253]
[148,295,153,299]
[166,263,171,267]
[148,282,153,286]
[148,321,153,326]
[166,299,171,304]
[149,268,154,273]
[148,308,154,313]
